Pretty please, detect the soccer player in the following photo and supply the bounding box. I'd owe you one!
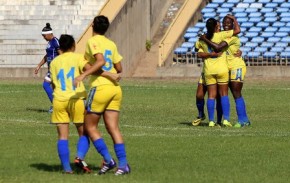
[34,23,61,113]
[198,15,250,127]
[74,15,130,175]
[198,16,240,127]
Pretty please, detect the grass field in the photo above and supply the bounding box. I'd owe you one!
[1,78,290,183]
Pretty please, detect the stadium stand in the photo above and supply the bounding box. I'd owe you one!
[174,0,290,66]
[0,0,107,67]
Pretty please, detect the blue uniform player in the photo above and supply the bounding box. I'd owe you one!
[34,23,61,112]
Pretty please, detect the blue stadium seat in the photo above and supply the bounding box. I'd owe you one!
[227,0,239,3]
[264,17,278,23]
[280,37,290,43]
[250,3,263,8]
[286,22,290,27]
[264,52,277,59]
[201,8,215,13]
[258,0,271,4]
[188,37,198,43]
[206,3,219,8]
[239,36,249,44]
[285,47,290,52]
[243,0,255,3]
[184,33,197,40]
[217,8,230,13]
[236,3,249,8]
[212,0,225,4]
[260,8,274,13]
[249,12,262,17]
[280,2,290,8]
[181,42,195,51]
[241,22,254,28]
[247,51,260,58]
[256,22,269,28]
[244,42,258,48]
[275,32,288,38]
[248,27,262,32]
[279,27,290,32]
[275,43,288,48]
[267,37,281,43]
[272,22,285,27]
[244,32,259,38]
[260,32,275,38]
[195,22,206,28]
[186,27,200,33]
[265,3,278,8]
[254,47,268,53]
[260,42,274,48]
[280,17,290,22]
[221,3,234,8]
[235,12,248,18]
[272,0,286,3]
[174,47,188,54]
[232,8,245,13]
[237,17,249,23]
[280,12,290,18]
[280,52,290,59]
[203,12,217,20]
[264,27,278,32]
[276,8,289,13]
[249,17,262,23]
[271,47,284,53]
[264,12,277,17]
[245,8,258,13]
[240,46,252,53]
[251,37,265,43]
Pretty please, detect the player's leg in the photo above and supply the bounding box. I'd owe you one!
[229,67,250,127]
[43,72,53,112]
[216,94,223,125]
[56,123,72,173]
[85,86,115,174]
[205,74,218,127]
[192,81,207,126]
[217,72,231,127]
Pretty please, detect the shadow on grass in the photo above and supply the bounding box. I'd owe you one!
[26,107,48,113]
[30,163,100,173]
[179,121,209,127]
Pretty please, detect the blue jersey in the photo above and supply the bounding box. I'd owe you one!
[46,37,60,67]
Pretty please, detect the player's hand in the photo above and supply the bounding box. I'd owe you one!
[211,52,222,57]
[234,49,242,57]
[110,73,121,82]
[199,34,207,41]
[34,67,39,74]
[226,14,236,20]
[74,75,85,88]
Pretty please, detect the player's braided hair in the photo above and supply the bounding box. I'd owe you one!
[206,18,217,40]
[92,15,110,35]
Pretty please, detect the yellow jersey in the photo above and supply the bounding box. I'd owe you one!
[50,52,87,101]
[198,30,233,75]
[85,35,123,87]
[224,36,246,70]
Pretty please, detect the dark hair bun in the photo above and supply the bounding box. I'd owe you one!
[46,23,51,28]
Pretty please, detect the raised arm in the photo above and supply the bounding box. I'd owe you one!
[199,34,228,52]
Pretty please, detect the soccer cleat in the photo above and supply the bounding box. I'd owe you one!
[234,121,251,128]
[192,116,206,126]
[74,157,92,173]
[115,164,131,175]
[98,159,116,175]
[48,106,53,113]
[208,121,216,127]
[222,120,232,127]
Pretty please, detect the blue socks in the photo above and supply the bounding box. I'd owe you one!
[196,99,205,118]
[207,99,215,122]
[43,81,53,103]
[114,144,127,168]
[93,138,112,164]
[221,96,230,121]
[57,140,72,172]
[235,97,249,123]
[76,135,90,160]
[216,97,223,124]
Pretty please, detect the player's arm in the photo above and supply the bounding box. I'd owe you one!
[197,52,222,59]
[83,63,121,82]
[199,35,228,53]
[226,15,241,35]
[234,49,242,57]
[34,55,47,74]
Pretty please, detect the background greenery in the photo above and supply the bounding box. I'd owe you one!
[0,78,290,183]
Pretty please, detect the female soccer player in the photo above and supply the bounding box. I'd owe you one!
[74,15,130,175]
[198,15,250,127]
[34,23,61,112]
[197,16,240,127]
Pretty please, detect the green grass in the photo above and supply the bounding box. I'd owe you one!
[1,78,290,183]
